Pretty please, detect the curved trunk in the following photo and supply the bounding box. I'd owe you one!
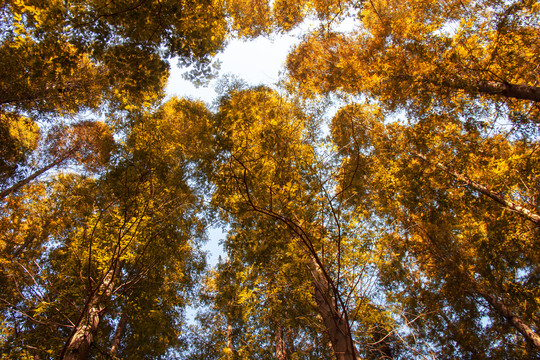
[109,311,128,358]
[308,257,359,360]
[61,267,117,360]
[414,151,540,225]
[479,291,540,349]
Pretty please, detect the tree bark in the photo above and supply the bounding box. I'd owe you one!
[414,75,540,102]
[478,291,540,349]
[474,80,540,103]
[308,257,359,360]
[274,321,287,360]
[109,311,128,358]
[442,78,540,102]
[395,74,540,102]
[415,222,540,350]
[0,157,65,200]
[61,267,117,360]
[226,322,234,352]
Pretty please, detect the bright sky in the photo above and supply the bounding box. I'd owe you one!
[166,33,301,104]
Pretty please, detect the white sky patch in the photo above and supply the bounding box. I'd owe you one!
[166,33,301,104]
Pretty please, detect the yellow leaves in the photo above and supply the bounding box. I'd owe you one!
[222,346,234,355]
[214,88,313,217]
[273,0,305,31]
[225,0,273,37]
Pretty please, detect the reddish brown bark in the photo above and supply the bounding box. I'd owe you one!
[478,291,540,349]
[274,322,287,360]
[308,257,359,360]
[442,78,540,102]
[61,268,117,360]
[109,311,128,358]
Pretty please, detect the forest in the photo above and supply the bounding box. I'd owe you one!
[0,0,539,359]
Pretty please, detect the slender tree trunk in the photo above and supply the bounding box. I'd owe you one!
[61,268,117,360]
[395,74,540,102]
[109,311,128,358]
[415,222,540,350]
[473,80,540,102]
[478,291,540,348]
[445,78,540,102]
[274,320,287,360]
[226,321,234,353]
[414,151,540,225]
[0,157,65,200]
[308,257,359,360]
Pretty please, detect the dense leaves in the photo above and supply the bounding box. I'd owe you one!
[1,0,539,359]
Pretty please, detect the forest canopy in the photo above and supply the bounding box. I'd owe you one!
[0,0,539,359]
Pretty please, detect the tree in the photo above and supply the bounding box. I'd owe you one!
[1,0,227,116]
[331,103,540,357]
[0,120,114,200]
[224,0,359,37]
[286,0,539,122]
[0,98,213,359]
[209,87,403,360]
[0,112,40,184]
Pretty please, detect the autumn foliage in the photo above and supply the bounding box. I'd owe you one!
[0,0,539,359]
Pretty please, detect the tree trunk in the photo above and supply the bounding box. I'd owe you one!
[308,257,359,360]
[396,74,540,102]
[478,291,540,349]
[226,321,234,352]
[0,157,65,200]
[109,311,128,358]
[274,321,287,360]
[61,268,117,360]
[474,80,540,102]
[415,221,540,350]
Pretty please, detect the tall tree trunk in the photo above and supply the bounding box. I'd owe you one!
[478,291,540,348]
[416,222,540,350]
[395,74,540,102]
[0,157,65,200]
[60,267,117,360]
[226,320,235,353]
[442,78,540,102]
[109,311,128,358]
[274,320,287,360]
[308,257,359,360]
[473,80,540,102]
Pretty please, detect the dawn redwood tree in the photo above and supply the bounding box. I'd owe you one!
[286,0,539,115]
[209,87,402,360]
[331,103,540,358]
[0,98,214,359]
